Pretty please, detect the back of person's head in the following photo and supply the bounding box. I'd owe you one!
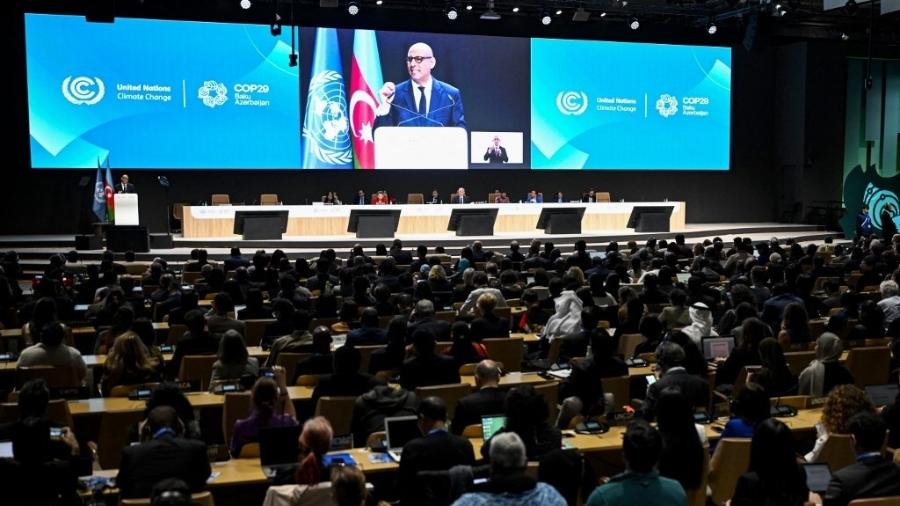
[505,385,549,434]
[146,382,194,424]
[655,342,685,371]
[418,396,448,423]
[740,317,769,350]
[312,325,332,351]
[580,305,601,331]
[638,315,664,341]
[300,416,334,457]
[331,465,368,506]
[476,292,497,315]
[474,359,501,384]
[749,418,802,482]
[213,292,234,315]
[251,377,278,419]
[17,378,50,419]
[414,298,435,318]
[360,307,379,328]
[489,431,528,477]
[623,420,663,474]
[732,383,770,427]
[150,479,192,506]
[668,288,688,307]
[292,309,312,332]
[848,411,887,453]
[412,328,436,356]
[654,387,704,488]
[333,345,361,376]
[39,321,65,347]
[218,330,248,365]
[184,309,206,336]
[472,271,488,287]
[146,405,183,437]
[451,320,471,341]
[589,329,615,361]
[386,316,408,342]
[823,384,875,434]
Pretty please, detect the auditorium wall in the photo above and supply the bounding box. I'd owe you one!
[0,7,850,235]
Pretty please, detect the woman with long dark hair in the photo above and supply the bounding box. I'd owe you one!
[655,387,705,492]
[731,418,809,506]
[229,369,297,457]
[753,337,798,396]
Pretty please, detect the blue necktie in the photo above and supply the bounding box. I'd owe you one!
[417,86,426,116]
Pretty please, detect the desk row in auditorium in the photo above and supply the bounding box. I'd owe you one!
[182,202,686,238]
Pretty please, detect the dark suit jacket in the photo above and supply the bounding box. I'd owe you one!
[398,431,474,505]
[311,372,382,408]
[450,195,470,204]
[347,326,388,346]
[169,334,220,378]
[643,368,710,421]
[116,435,211,498]
[470,315,510,340]
[484,146,509,163]
[376,78,466,129]
[223,256,250,271]
[824,456,900,506]
[117,183,135,194]
[452,387,507,435]
[400,354,460,390]
[407,318,451,341]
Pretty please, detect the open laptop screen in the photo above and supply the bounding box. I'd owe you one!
[385,416,421,451]
[481,415,507,441]
[702,337,735,360]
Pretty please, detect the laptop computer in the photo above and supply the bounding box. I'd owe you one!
[384,415,421,463]
[0,440,12,458]
[865,384,899,407]
[803,463,832,494]
[702,337,735,361]
[481,415,506,441]
[259,425,301,478]
[676,272,691,283]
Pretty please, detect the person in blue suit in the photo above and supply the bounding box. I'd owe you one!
[375,43,466,129]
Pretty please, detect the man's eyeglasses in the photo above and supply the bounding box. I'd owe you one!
[406,56,433,64]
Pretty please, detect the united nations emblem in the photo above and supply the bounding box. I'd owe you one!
[302,71,353,165]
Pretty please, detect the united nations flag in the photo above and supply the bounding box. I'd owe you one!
[301,28,352,169]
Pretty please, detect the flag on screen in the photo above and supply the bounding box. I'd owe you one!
[301,28,352,169]
[92,162,107,222]
[349,30,384,170]
[103,157,115,222]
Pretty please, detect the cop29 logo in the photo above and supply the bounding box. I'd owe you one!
[656,94,678,118]
[62,76,105,105]
[198,81,228,108]
[556,91,588,116]
[863,183,900,229]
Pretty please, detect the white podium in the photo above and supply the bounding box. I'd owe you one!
[374,126,468,169]
[114,194,140,226]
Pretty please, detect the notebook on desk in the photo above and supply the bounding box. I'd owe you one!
[384,415,421,463]
[259,425,301,478]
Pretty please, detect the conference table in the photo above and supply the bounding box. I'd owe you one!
[181,202,686,238]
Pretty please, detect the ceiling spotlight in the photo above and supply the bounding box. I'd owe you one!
[270,13,282,36]
[466,4,473,10]
[841,32,849,41]
[541,10,552,25]
[446,4,459,20]
[555,9,562,15]
[240,0,252,9]
[376,0,383,4]
[600,11,607,17]
[347,1,359,15]
[707,21,717,34]
[629,17,640,30]
[512,6,520,12]
[481,0,501,20]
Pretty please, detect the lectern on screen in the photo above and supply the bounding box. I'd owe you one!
[626,206,674,233]
[234,210,289,240]
[536,207,586,234]
[348,209,401,238]
[447,208,499,236]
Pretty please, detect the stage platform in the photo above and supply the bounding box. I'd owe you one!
[0,223,840,260]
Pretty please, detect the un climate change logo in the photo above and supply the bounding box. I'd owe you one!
[863,183,900,230]
[198,81,228,108]
[302,70,352,165]
[656,94,678,118]
[62,76,105,105]
[556,91,588,116]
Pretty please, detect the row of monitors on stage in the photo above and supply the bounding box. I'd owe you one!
[235,206,673,239]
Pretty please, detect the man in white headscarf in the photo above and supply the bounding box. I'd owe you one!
[541,290,584,342]
[681,302,717,347]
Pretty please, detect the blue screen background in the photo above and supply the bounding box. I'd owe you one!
[26,13,301,169]
[530,38,731,170]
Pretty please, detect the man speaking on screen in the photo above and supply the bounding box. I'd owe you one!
[375,43,466,129]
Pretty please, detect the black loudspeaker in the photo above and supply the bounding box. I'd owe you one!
[149,234,174,249]
[106,226,149,252]
[74,235,102,250]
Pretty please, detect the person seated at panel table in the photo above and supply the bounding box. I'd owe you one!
[322,191,342,205]
[371,190,390,205]
[352,189,367,205]
[427,189,442,204]
[525,190,542,203]
[552,191,565,203]
[494,191,511,204]
[582,188,596,202]
[451,187,471,204]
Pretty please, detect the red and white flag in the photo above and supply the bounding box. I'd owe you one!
[349,30,383,170]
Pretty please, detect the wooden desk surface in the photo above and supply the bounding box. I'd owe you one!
[0,322,170,339]
[459,371,554,389]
